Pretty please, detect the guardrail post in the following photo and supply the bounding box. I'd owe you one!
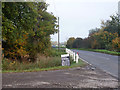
[66,48,79,63]
[76,53,79,63]
[73,52,75,61]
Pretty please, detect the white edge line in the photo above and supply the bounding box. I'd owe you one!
[79,56,92,66]
[72,50,119,79]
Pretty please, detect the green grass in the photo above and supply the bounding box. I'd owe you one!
[2,59,86,73]
[72,48,120,56]
[47,48,66,57]
[2,49,64,72]
[2,48,86,73]
[2,56,62,71]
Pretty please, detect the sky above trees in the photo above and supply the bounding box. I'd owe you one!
[46,0,119,42]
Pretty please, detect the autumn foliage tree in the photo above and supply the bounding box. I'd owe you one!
[66,14,120,52]
[2,2,58,61]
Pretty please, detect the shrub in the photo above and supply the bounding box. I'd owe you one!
[2,56,62,71]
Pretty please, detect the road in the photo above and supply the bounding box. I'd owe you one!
[72,49,119,78]
[2,65,118,88]
[2,49,119,88]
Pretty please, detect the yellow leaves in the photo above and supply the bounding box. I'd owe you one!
[16,46,28,57]
[91,39,99,49]
[109,32,112,36]
[112,37,120,51]
[4,45,28,60]
[15,38,27,46]
[23,33,28,39]
[4,49,17,60]
[4,32,28,60]
[112,37,120,44]
[91,30,120,50]
[9,60,16,67]
[113,32,118,37]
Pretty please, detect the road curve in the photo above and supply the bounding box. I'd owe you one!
[72,49,119,78]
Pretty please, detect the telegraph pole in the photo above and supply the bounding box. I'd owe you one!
[58,17,60,51]
[118,1,120,37]
[118,1,120,19]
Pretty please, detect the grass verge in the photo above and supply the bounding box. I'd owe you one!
[2,59,86,73]
[72,48,120,56]
[2,48,86,73]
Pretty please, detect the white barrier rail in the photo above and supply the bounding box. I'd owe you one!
[65,48,79,63]
[61,54,70,66]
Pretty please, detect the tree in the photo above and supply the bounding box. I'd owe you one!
[82,37,93,48]
[89,28,100,36]
[2,2,58,61]
[66,37,75,48]
[72,38,83,48]
[102,14,120,35]
[112,37,120,52]
[2,2,36,60]
[87,14,119,51]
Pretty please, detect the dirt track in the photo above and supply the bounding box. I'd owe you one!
[2,65,118,88]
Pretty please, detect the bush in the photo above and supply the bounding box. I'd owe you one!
[2,55,62,71]
[2,48,68,71]
[45,49,66,57]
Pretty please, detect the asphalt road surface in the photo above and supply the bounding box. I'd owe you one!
[2,65,118,88]
[72,49,119,78]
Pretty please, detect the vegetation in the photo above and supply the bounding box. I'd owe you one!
[2,60,86,73]
[2,49,65,71]
[2,2,58,62]
[66,37,75,48]
[2,56,61,71]
[2,2,85,72]
[3,60,85,73]
[2,2,71,72]
[72,48,120,56]
[2,49,85,72]
[66,14,120,53]
[45,48,66,57]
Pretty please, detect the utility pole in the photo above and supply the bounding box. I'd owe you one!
[118,1,120,19]
[118,1,120,37]
[58,17,60,51]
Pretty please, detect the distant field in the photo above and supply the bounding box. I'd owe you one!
[72,48,120,56]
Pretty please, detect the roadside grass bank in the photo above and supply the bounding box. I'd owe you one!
[2,49,86,73]
[71,48,120,56]
[2,59,85,73]
[46,48,66,57]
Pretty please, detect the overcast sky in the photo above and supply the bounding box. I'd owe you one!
[46,0,119,43]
